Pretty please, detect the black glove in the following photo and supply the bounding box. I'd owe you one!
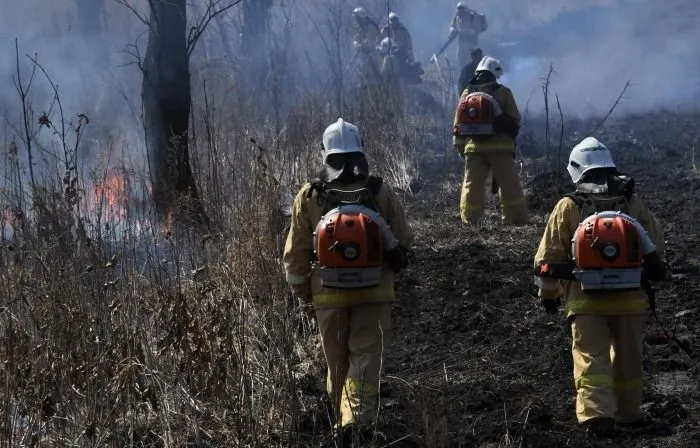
[541,297,561,314]
[386,245,411,273]
[494,114,520,139]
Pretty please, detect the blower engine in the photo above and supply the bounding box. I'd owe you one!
[313,205,399,289]
[453,92,502,137]
[571,211,656,291]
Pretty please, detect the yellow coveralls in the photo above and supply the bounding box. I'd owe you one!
[283,178,414,428]
[353,18,379,51]
[534,194,665,424]
[450,10,487,67]
[453,83,529,225]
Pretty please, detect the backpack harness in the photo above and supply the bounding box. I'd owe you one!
[307,176,401,289]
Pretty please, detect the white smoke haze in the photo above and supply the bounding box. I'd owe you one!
[0,0,698,162]
[393,0,700,116]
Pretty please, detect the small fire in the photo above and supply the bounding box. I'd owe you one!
[160,208,174,239]
[90,173,128,222]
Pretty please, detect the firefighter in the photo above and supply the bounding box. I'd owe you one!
[351,7,381,82]
[450,2,487,68]
[352,7,379,54]
[457,47,484,95]
[452,56,528,225]
[378,12,416,81]
[533,137,667,438]
[283,118,414,443]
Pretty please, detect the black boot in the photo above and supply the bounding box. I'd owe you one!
[583,417,617,438]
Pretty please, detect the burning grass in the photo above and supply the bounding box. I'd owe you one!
[0,79,429,446]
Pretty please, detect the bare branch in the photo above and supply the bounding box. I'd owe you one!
[113,0,150,26]
[555,93,564,193]
[586,80,632,135]
[13,38,37,186]
[187,0,243,57]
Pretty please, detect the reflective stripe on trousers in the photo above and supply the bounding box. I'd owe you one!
[566,297,648,315]
[313,284,395,308]
[316,303,392,427]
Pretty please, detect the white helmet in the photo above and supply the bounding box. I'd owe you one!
[475,56,503,79]
[567,137,617,183]
[353,7,367,18]
[322,118,364,162]
[456,2,468,10]
[388,12,399,23]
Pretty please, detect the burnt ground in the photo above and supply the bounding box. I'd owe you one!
[296,111,700,447]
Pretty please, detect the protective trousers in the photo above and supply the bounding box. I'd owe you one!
[460,152,528,225]
[571,314,645,424]
[315,303,392,428]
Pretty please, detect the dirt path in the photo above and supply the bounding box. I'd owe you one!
[376,127,700,447]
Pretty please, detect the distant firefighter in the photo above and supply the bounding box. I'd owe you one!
[533,137,668,439]
[457,47,483,95]
[378,12,422,83]
[452,56,528,225]
[450,2,487,68]
[352,7,379,54]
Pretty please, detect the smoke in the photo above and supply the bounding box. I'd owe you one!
[1,0,698,166]
[0,0,144,174]
[395,0,700,117]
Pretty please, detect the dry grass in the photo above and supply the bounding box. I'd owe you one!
[0,49,433,446]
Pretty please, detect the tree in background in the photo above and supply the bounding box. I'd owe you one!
[141,0,204,223]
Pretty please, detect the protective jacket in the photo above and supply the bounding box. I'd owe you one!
[380,24,414,61]
[283,178,413,309]
[450,10,487,45]
[534,190,664,316]
[353,18,380,51]
[453,75,520,154]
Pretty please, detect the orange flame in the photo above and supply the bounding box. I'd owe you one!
[160,207,174,239]
[90,174,128,221]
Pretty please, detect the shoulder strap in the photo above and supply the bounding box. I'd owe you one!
[309,176,384,215]
[564,191,631,223]
[365,176,383,196]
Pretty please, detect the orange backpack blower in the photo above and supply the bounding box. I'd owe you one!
[453,92,502,137]
[571,212,654,291]
[313,204,399,289]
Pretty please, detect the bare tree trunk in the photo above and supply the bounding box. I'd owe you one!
[241,0,272,89]
[142,0,206,225]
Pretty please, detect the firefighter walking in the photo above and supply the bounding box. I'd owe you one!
[533,137,667,438]
[452,56,529,225]
[283,118,414,443]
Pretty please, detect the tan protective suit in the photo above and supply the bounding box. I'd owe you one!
[283,178,413,428]
[379,23,414,62]
[453,82,528,225]
[353,18,381,81]
[534,193,665,424]
[450,10,487,67]
[353,18,380,51]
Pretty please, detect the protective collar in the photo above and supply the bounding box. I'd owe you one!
[322,152,370,183]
